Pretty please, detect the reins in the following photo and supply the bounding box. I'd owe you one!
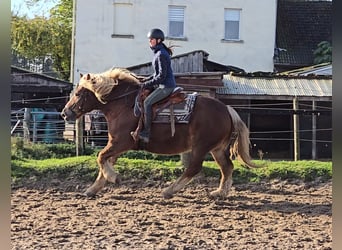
[110,88,139,101]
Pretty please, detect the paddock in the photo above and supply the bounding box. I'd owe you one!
[11,177,331,249]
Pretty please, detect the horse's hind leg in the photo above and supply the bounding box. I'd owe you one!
[210,147,234,199]
[163,150,204,199]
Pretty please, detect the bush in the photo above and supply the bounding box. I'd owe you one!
[11,138,181,161]
[11,137,96,160]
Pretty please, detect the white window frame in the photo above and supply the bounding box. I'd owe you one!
[224,8,241,41]
[168,5,185,39]
[112,2,134,38]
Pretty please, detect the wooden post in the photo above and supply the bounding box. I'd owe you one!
[293,97,300,161]
[312,100,317,160]
[23,108,31,142]
[32,114,37,143]
[76,117,84,156]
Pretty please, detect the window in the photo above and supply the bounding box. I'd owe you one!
[224,9,241,40]
[168,6,185,38]
[112,3,134,38]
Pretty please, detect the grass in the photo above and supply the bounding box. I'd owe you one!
[11,155,332,186]
[11,138,332,186]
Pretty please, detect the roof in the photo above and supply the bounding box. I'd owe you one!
[127,50,244,75]
[217,73,332,99]
[274,0,332,67]
[278,62,332,76]
[11,66,73,109]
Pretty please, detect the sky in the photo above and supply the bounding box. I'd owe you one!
[11,0,57,18]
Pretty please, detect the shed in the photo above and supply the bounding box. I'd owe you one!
[216,70,331,160]
[11,66,73,110]
[128,50,243,96]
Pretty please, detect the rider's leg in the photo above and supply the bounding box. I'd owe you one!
[139,87,174,143]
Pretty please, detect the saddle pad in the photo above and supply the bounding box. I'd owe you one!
[153,92,198,124]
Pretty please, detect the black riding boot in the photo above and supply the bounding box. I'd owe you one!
[139,109,152,143]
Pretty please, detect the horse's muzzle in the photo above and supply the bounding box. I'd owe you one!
[60,108,76,122]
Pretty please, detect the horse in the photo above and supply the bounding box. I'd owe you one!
[61,68,258,199]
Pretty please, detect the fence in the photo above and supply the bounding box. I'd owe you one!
[11,109,332,160]
[11,109,66,143]
[11,109,109,146]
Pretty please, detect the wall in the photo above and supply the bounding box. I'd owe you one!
[73,0,277,83]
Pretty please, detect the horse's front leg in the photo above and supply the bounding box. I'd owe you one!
[101,155,120,184]
[84,146,120,197]
[84,170,106,197]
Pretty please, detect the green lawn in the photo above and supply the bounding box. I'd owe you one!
[11,139,332,185]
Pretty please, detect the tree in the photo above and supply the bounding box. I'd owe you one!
[313,41,332,65]
[11,0,73,81]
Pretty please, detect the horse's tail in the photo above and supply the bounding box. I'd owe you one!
[227,106,258,168]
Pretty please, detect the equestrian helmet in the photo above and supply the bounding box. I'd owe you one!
[147,28,165,41]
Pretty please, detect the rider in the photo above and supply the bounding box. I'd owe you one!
[138,28,177,143]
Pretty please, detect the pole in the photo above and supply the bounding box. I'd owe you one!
[312,100,317,160]
[293,97,300,161]
[23,108,31,142]
[70,0,84,155]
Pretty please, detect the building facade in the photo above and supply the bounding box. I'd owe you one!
[73,0,277,83]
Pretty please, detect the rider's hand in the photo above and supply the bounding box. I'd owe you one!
[139,77,148,83]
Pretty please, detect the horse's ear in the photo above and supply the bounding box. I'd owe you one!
[80,73,83,78]
[86,74,91,80]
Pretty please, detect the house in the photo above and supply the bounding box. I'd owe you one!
[72,0,277,84]
[274,0,332,71]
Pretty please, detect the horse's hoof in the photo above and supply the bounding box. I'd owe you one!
[209,190,227,200]
[83,190,97,198]
[162,191,174,199]
[114,175,121,185]
[107,175,121,185]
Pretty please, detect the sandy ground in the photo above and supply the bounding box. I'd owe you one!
[11,177,332,249]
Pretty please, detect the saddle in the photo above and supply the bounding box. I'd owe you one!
[130,86,186,142]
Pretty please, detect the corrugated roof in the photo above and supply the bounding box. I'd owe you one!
[279,63,332,76]
[217,74,331,97]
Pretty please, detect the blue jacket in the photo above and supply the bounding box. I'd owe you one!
[143,43,176,89]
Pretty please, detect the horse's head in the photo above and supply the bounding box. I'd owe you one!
[61,73,101,122]
[61,68,140,121]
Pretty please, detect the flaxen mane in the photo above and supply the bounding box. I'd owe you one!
[79,68,140,103]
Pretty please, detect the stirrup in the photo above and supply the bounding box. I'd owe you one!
[138,131,150,143]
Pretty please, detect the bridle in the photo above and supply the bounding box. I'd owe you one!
[68,88,89,114]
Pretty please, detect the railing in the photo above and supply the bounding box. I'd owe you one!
[11,110,332,159]
[11,109,109,146]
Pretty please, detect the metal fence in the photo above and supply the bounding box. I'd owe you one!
[11,109,109,146]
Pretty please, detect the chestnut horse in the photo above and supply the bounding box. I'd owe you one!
[61,68,257,199]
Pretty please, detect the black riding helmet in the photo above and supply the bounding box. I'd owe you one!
[147,28,165,41]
